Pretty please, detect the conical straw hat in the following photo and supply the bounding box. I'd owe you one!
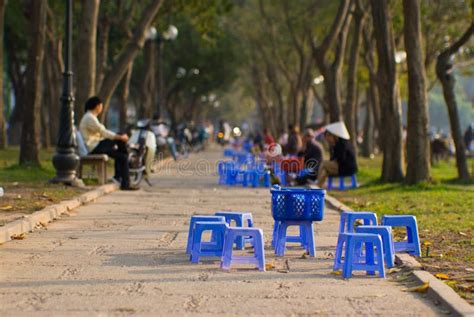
[325,121,350,140]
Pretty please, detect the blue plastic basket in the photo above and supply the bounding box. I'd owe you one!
[270,185,325,221]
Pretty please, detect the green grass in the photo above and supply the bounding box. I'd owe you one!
[335,156,474,234]
[0,148,86,223]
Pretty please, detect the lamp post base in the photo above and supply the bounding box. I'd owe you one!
[51,147,84,188]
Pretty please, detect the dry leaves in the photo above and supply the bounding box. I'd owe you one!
[434,273,449,280]
[330,270,342,276]
[11,233,26,240]
[265,263,276,270]
[0,205,13,211]
[403,282,430,293]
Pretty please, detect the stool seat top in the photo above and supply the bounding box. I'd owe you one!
[216,211,252,216]
[342,211,377,215]
[339,232,381,238]
[356,225,392,230]
[382,215,416,219]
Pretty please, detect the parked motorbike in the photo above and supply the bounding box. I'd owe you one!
[128,120,156,187]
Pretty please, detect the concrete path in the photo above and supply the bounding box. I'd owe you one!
[0,149,444,316]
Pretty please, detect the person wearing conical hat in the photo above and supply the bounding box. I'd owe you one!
[317,121,358,188]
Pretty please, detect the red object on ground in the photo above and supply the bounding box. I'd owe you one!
[278,157,304,173]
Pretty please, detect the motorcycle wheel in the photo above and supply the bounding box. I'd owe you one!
[128,150,144,187]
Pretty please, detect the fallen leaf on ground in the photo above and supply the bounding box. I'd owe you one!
[458,231,467,236]
[330,270,342,276]
[457,284,474,292]
[422,241,432,246]
[11,233,26,240]
[277,270,289,273]
[265,263,275,270]
[0,205,13,210]
[434,273,449,280]
[388,268,401,274]
[403,282,429,293]
[301,253,308,259]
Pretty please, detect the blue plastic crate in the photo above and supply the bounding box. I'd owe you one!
[270,185,325,221]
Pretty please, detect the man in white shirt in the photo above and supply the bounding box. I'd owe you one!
[79,96,138,190]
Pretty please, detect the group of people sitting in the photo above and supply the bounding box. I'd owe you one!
[79,95,357,191]
[255,122,358,189]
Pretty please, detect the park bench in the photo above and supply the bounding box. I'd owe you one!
[75,130,109,185]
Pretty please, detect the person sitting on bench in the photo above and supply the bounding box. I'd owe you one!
[317,122,357,188]
[79,96,138,190]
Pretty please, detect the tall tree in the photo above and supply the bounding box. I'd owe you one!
[75,0,100,121]
[436,22,473,180]
[403,0,431,184]
[19,0,47,166]
[99,0,164,121]
[0,0,6,149]
[311,0,351,122]
[344,0,367,152]
[370,0,404,182]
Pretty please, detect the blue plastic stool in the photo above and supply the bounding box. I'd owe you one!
[190,221,228,263]
[244,169,271,188]
[186,215,226,254]
[339,211,378,233]
[333,233,385,278]
[328,175,357,191]
[275,221,315,257]
[355,225,395,268]
[271,220,307,248]
[215,211,254,250]
[221,227,266,271]
[223,148,234,157]
[381,215,421,256]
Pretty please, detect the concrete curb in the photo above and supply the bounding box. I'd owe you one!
[323,191,474,317]
[0,183,118,244]
[0,156,175,245]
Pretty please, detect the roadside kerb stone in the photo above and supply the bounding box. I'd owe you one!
[321,190,474,316]
[0,156,173,245]
[0,183,118,244]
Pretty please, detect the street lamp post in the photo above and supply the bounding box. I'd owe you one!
[147,25,178,118]
[51,0,82,187]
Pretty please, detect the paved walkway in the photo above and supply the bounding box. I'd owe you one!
[0,149,443,316]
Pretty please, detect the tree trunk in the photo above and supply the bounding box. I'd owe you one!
[141,40,157,119]
[370,0,404,182]
[19,0,47,166]
[403,0,431,184]
[311,0,351,123]
[0,0,6,149]
[436,23,473,180]
[118,63,133,132]
[361,89,375,157]
[75,0,100,122]
[99,0,164,122]
[344,0,366,153]
[96,15,110,93]
[5,27,26,145]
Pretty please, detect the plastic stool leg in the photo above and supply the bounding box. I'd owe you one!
[365,241,375,275]
[220,230,235,270]
[275,222,288,256]
[339,177,345,190]
[328,176,333,190]
[333,235,345,271]
[374,238,386,278]
[304,223,315,257]
[343,238,355,279]
[253,232,266,271]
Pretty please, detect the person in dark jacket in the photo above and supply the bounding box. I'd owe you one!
[317,122,358,187]
[294,129,324,185]
[286,124,303,156]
